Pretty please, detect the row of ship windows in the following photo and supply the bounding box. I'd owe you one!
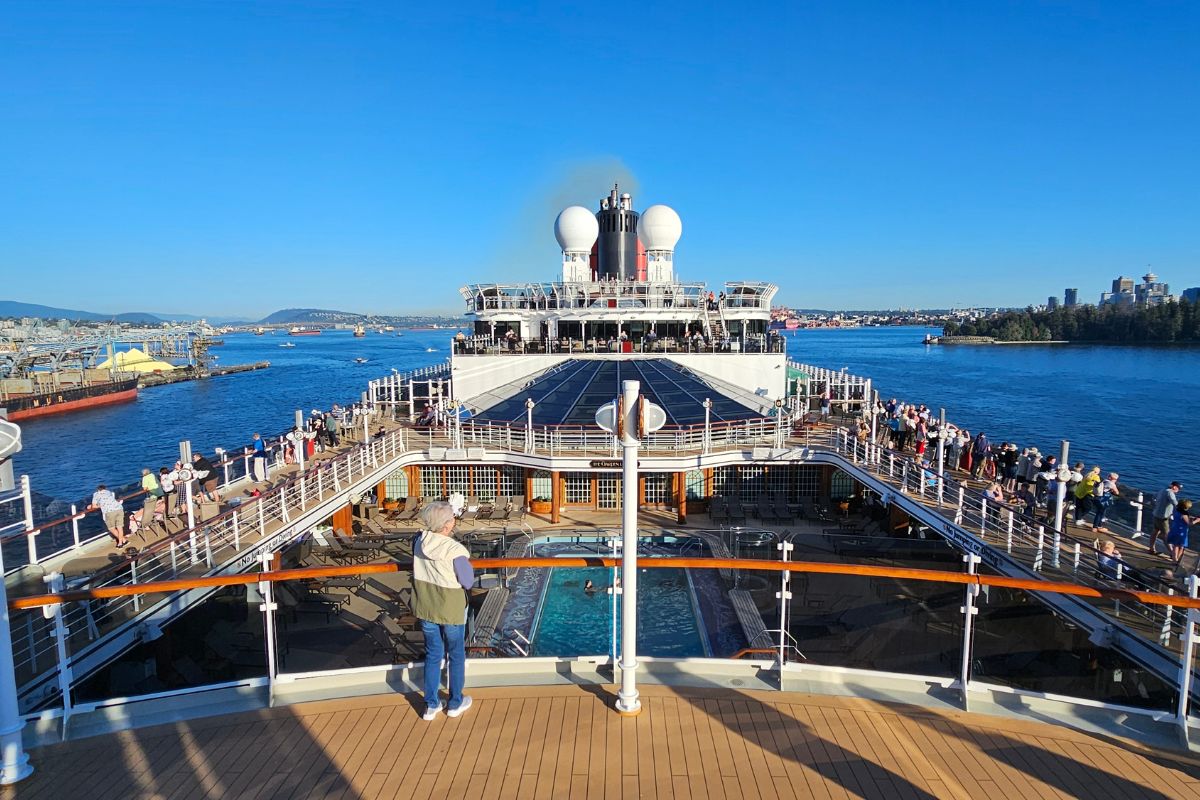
[384,465,853,504]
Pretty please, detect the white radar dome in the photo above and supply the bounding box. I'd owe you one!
[554,206,599,252]
[637,204,682,251]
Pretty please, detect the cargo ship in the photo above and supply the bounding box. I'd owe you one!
[1,376,138,421]
[287,326,321,336]
[352,323,366,337]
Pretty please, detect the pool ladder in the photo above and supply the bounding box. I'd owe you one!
[506,629,531,657]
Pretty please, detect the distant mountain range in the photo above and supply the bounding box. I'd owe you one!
[0,300,192,324]
[0,300,461,327]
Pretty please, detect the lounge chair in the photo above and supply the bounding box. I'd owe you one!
[501,495,526,523]
[487,496,510,525]
[275,584,340,623]
[396,497,422,521]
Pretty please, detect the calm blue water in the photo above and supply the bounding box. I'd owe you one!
[532,567,706,657]
[11,325,1199,504]
[786,326,1199,494]
[15,329,454,501]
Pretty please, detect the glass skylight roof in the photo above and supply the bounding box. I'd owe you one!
[471,359,768,427]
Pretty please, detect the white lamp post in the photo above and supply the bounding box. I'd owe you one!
[703,398,712,453]
[525,398,536,454]
[595,381,666,717]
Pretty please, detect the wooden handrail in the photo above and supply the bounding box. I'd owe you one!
[730,648,778,660]
[8,556,1198,611]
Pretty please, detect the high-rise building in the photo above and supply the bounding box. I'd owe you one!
[1135,272,1170,306]
[1101,275,1138,306]
[1047,296,1060,310]
[1064,288,1078,307]
[1183,287,1200,304]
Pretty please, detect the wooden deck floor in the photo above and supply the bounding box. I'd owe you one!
[6,684,1200,799]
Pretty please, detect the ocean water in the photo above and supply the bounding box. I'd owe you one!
[10,326,1199,504]
[14,328,454,501]
[787,326,1200,494]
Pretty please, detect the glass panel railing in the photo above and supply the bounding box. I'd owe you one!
[71,589,267,707]
[971,567,1178,712]
[273,535,418,674]
[783,532,963,677]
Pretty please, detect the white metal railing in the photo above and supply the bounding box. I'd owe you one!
[11,424,412,707]
[833,429,1182,647]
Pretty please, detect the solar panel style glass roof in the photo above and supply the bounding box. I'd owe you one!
[471,359,768,427]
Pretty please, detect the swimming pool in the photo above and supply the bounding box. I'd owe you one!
[531,567,709,657]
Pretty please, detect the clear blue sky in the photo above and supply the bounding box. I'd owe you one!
[2,1,1197,317]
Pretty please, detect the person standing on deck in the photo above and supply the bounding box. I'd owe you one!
[191,452,220,504]
[819,391,831,420]
[325,410,340,447]
[88,484,127,547]
[1073,466,1101,526]
[412,501,474,721]
[969,432,990,479]
[139,468,162,535]
[172,460,193,516]
[1149,481,1182,556]
[1093,472,1120,533]
[158,467,177,527]
[249,433,268,483]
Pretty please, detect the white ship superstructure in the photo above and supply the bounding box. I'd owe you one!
[452,186,785,412]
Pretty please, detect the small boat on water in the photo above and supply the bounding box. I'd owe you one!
[425,347,436,352]
[354,357,368,364]
[279,342,296,348]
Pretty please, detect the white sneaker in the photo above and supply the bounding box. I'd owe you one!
[1131,532,1144,540]
[446,696,473,718]
[422,704,442,721]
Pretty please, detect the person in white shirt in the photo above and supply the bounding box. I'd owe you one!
[88,485,127,547]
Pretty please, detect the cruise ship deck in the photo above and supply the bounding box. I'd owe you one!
[8,684,1200,800]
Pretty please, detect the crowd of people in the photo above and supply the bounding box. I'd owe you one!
[869,398,1196,569]
[84,402,375,549]
[87,452,221,547]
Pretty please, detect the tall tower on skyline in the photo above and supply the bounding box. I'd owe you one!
[1064,288,1078,307]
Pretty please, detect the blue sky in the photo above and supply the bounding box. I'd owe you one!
[1,1,1197,317]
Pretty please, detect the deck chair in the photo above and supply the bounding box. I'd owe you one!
[488,496,510,525]
[468,498,494,525]
[274,584,340,623]
[755,498,778,522]
[331,528,382,559]
[361,518,391,540]
[312,534,370,566]
[458,496,480,526]
[396,497,422,521]
[727,499,748,525]
[771,493,795,522]
[502,496,526,523]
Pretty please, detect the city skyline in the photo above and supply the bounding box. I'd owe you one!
[2,2,1198,316]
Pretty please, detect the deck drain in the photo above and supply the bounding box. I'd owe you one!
[729,679,745,687]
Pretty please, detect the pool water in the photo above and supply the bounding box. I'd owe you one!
[531,567,708,657]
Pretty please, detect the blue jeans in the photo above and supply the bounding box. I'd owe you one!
[420,619,465,712]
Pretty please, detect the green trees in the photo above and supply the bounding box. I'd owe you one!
[941,299,1200,343]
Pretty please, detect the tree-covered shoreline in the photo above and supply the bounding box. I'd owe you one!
[942,299,1200,343]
